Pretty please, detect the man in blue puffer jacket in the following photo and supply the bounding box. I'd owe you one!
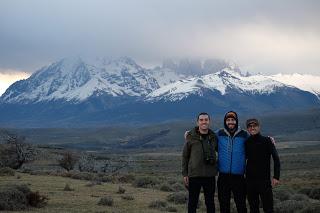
[217,111,248,213]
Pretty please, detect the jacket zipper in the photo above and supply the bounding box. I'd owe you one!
[223,128,241,174]
[229,136,234,174]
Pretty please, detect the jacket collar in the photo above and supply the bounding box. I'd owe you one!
[223,127,242,137]
[191,126,215,139]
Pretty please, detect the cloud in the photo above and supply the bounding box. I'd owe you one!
[0,70,30,95]
[0,0,319,75]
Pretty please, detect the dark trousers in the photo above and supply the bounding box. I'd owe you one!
[218,173,247,213]
[188,176,216,213]
[246,181,273,213]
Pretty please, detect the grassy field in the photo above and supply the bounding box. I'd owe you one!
[0,173,183,213]
[1,140,320,212]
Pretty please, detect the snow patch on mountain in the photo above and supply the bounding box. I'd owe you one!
[147,68,286,102]
[147,67,186,87]
[2,56,319,105]
[1,57,159,103]
[267,73,320,97]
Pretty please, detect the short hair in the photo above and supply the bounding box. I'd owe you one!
[197,112,210,121]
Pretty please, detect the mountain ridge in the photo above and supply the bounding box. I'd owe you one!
[0,57,319,127]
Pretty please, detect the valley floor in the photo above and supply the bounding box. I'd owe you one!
[1,141,320,213]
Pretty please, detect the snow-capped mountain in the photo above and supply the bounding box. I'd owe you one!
[147,66,185,87]
[267,73,320,98]
[147,68,286,102]
[0,57,319,127]
[1,57,159,103]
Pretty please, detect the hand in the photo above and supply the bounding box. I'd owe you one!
[184,131,189,141]
[272,178,280,187]
[183,176,189,188]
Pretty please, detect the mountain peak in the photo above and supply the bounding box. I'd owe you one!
[268,73,320,98]
[161,58,233,76]
[1,56,159,103]
[1,56,319,107]
[1,57,319,127]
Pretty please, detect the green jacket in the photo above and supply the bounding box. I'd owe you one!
[182,127,218,177]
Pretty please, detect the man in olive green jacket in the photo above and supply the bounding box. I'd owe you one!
[182,112,218,213]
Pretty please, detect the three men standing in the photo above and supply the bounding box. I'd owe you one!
[182,112,281,213]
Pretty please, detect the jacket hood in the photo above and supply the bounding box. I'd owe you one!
[224,111,239,132]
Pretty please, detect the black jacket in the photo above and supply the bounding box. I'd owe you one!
[245,133,280,181]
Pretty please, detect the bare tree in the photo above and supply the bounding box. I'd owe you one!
[100,158,130,175]
[78,153,95,172]
[58,151,78,171]
[0,130,35,169]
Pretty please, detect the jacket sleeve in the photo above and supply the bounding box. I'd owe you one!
[182,140,191,177]
[214,134,218,152]
[270,142,280,180]
[214,130,220,152]
[245,138,248,159]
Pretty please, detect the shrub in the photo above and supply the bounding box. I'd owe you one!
[0,134,35,170]
[98,196,113,206]
[167,178,177,185]
[29,170,51,176]
[309,188,320,200]
[166,206,178,212]
[290,193,309,201]
[100,175,113,183]
[78,154,95,172]
[133,176,160,188]
[172,182,185,192]
[117,186,126,194]
[70,171,94,181]
[85,182,95,187]
[274,200,307,213]
[0,185,29,210]
[117,174,135,183]
[299,203,320,213]
[0,167,15,176]
[58,152,78,171]
[149,200,167,210]
[14,184,32,194]
[121,195,134,200]
[273,198,281,205]
[0,184,47,210]
[160,183,174,192]
[63,183,74,191]
[27,191,48,208]
[85,180,103,187]
[273,187,293,201]
[298,187,312,197]
[167,192,187,204]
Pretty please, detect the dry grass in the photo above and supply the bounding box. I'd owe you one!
[0,173,187,213]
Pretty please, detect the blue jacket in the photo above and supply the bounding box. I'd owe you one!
[216,128,249,175]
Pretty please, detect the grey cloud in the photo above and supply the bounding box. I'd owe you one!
[0,0,319,75]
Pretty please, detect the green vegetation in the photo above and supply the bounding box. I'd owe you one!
[0,118,320,212]
[0,184,48,211]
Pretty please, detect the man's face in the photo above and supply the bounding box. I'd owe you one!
[247,123,260,135]
[226,117,236,130]
[197,115,210,131]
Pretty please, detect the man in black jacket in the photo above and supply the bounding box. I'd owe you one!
[245,118,280,213]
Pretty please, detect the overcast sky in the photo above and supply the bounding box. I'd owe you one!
[1,0,320,76]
